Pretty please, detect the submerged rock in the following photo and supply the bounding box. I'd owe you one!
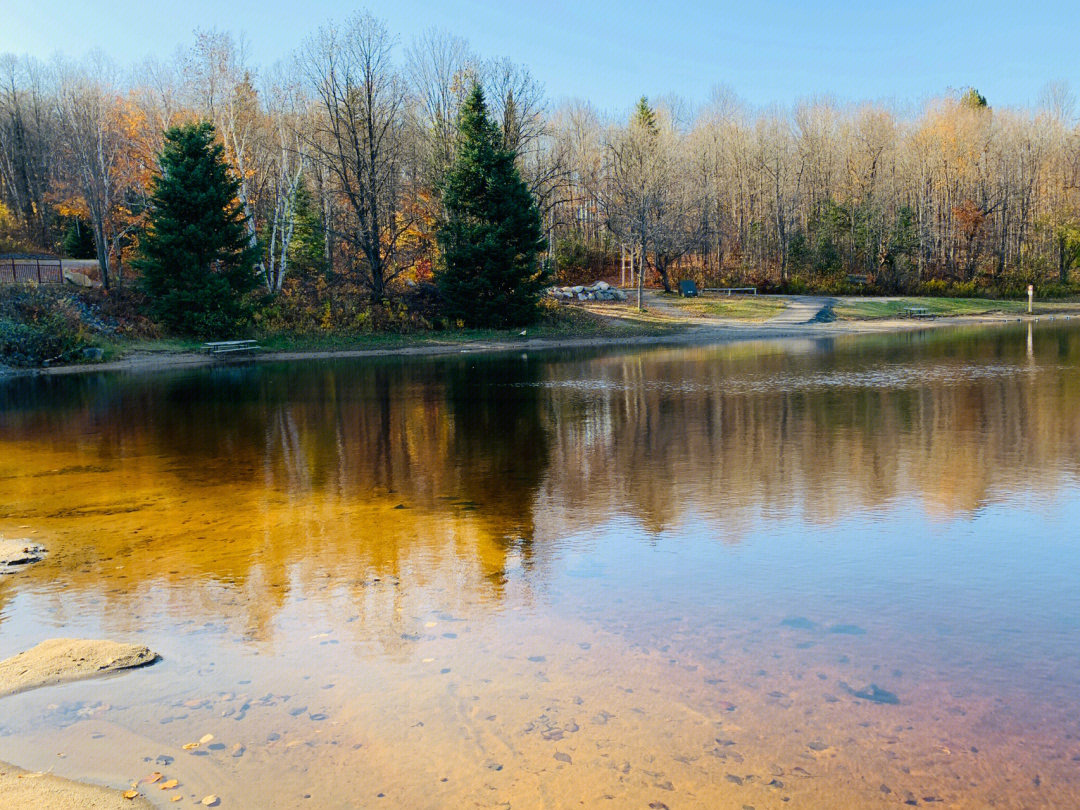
[828,624,867,635]
[838,681,900,705]
[0,539,46,572]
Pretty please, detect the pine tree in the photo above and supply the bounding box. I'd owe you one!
[436,84,547,328]
[286,182,327,279]
[135,122,260,336]
[633,96,658,133]
[61,218,96,259]
[960,87,989,110]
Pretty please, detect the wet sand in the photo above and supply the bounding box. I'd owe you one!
[0,761,153,810]
[0,638,158,699]
[0,639,160,808]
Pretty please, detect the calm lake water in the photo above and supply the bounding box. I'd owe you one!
[1,323,1079,809]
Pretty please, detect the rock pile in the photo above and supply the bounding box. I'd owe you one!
[549,281,628,302]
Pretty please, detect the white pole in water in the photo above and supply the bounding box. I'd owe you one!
[1028,284,1034,314]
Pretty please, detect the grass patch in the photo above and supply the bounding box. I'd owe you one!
[832,297,1037,320]
[665,295,788,321]
[97,301,687,359]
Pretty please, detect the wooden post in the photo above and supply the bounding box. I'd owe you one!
[35,257,41,284]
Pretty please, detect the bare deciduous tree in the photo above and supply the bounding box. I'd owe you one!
[299,12,417,299]
[55,56,135,288]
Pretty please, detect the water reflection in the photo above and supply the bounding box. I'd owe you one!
[0,323,1079,808]
[2,327,1080,613]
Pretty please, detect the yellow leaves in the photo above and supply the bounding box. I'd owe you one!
[143,772,162,784]
[160,779,179,790]
[182,742,200,750]
[201,795,220,806]
[122,789,140,800]
[199,733,215,744]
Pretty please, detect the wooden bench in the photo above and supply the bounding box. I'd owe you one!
[703,287,757,296]
[201,339,261,357]
[904,306,932,318]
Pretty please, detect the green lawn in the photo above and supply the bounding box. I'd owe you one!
[665,295,788,321]
[100,302,685,360]
[832,297,1034,320]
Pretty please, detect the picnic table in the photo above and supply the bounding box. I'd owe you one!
[702,287,758,296]
[904,306,932,318]
[201,339,261,356]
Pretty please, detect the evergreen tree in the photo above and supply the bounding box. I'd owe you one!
[436,84,547,328]
[960,87,989,109]
[633,96,658,133]
[286,182,327,279]
[135,122,260,336]
[61,217,96,259]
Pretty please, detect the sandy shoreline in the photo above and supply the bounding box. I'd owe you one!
[0,761,154,809]
[2,308,1058,381]
[0,640,160,809]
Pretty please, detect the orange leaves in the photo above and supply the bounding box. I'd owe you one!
[953,199,986,240]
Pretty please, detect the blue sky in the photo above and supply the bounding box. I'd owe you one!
[2,0,1073,113]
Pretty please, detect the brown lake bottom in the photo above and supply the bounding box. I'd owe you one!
[2,324,1079,808]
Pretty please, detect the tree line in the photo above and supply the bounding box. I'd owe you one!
[3,11,1080,325]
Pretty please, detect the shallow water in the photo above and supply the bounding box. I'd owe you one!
[1,323,1079,809]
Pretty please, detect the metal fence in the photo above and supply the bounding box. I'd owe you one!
[0,257,64,285]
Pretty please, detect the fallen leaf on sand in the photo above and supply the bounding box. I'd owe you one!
[182,742,199,750]
[160,779,179,789]
[201,795,220,806]
[170,796,183,803]
[199,733,214,744]
[144,772,162,784]
[122,790,139,800]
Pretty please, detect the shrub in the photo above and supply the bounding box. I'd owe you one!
[553,237,615,285]
[0,287,91,367]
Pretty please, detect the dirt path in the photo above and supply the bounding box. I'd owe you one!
[641,291,834,325]
[766,295,836,324]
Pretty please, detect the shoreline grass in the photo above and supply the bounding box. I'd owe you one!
[829,296,1077,320]
[661,295,789,321]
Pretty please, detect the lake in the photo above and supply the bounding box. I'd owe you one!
[1,322,1079,808]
